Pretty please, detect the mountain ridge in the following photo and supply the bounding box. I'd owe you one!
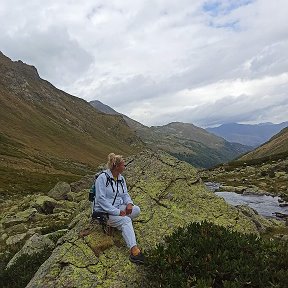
[206,122,288,147]
[0,52,143,196]
[238,126,288,162]
[90,100,252,168]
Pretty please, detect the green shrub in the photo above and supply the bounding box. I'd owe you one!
[145,221,288,288]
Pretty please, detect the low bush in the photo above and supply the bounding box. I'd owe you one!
[145,221,288,288]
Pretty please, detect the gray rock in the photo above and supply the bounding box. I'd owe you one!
[6,232,27,246]
[48,182,71,201]
[236,205,276,233]
[6,233,55,269]
[1,208,37,228]
[1,233,8,241]
[31,196,58,214]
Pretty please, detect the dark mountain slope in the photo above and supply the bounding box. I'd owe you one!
[148,122,251,168]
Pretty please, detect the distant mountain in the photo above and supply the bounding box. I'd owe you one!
[0,51,143,197]
[147,122,251,168]
[90,100,148,131]
[90,101,252,168]
[238,127,288,162]
[206,122,288,147]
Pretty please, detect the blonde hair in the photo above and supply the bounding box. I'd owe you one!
[107,153,124,170]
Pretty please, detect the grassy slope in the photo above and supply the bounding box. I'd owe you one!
[142,122,251,168]
[238,127,288,162]
[0,53,143,197]
[90,102,252,168]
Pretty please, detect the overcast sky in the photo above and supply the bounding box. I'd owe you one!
[1,0,288,127]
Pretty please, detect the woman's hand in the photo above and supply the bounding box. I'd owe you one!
[126,203,133,215]
[119,210,126,216]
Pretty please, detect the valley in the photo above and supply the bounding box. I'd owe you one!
[0,51,287,287]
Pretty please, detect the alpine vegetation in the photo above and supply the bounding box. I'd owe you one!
[146,221,288,288]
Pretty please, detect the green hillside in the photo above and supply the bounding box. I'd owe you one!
[90,101,252,168]
[238,127,288,163]
[0,52,143,198]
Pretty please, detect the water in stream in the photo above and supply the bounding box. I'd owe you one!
[205,182,288,219]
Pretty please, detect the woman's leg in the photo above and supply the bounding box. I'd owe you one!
[108,215,137,249]
[108,205,145,263]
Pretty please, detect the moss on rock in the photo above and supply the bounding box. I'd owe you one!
[26,150,284,287]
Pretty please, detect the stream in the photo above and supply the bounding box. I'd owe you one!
[205,182,288,219]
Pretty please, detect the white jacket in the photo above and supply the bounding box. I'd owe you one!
[93,169,133,216]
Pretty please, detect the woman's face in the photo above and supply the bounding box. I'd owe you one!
[116,161,125,173]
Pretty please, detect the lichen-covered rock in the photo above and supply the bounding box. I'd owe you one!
[27,150,284,287]
[48,181,71,200]
[6,232,27,246]
[235,205,279,233]
[218,185,247,193]
[1,208,37,228]
[6,233,55,269]
[31,195,58,214]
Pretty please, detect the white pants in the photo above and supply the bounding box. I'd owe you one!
[108,205,140,249]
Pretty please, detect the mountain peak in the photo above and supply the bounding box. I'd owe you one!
[13,60,40,81]
[0,51,40,81]
[90,100,120,115]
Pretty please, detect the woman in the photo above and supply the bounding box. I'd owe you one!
[93,153,145,264]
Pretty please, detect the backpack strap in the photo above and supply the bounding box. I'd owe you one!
[119,177,125,193]
[98,171,111,187]
[112,181,119,206]
[97,173,124,207]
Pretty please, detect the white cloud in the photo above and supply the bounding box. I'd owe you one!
[0,0,287,127]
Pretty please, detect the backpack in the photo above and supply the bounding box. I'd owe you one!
[89,171,111,202]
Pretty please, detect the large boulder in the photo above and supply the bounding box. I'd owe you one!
[32,196,58,214]
[6,233,55,269]
[48,182,71,201]
[26,150,284,288]
[1,208,38,228]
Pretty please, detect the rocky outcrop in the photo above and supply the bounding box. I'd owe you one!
[200,157,288,201]
[26,150,282,288]
[6,233,55,269]
[48,182,71,201]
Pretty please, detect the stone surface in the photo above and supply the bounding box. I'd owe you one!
[32,196,58,214]
[6,233,27,246]
[1,208,38,228]
[6,233,55,269]
[48,181,71,200]
[26,150,283,288]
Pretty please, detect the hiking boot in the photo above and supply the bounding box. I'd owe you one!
[129,252,145,264]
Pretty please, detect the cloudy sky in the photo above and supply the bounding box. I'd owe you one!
[1,0,288,127]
